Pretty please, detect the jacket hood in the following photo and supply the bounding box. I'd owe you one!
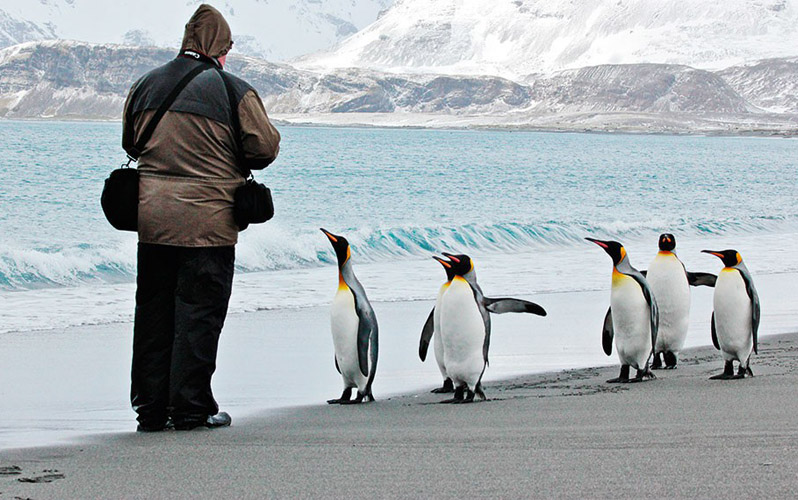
[181,4,233,59]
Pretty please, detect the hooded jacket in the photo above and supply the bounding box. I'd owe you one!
[123,4,280,247]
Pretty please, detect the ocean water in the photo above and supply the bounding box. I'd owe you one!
[1,121,798,449]
[1,121,796,332]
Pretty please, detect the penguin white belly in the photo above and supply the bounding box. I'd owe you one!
[714,270,753,362]
[440,278,485,390]
[647,254,690,353]
[611,272,652,369]
[433,284,448,379]
[331,286,368,391]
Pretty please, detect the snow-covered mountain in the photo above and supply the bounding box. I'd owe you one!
[3,39,796,136]
[298,0,798,79]
[0,0,393,61]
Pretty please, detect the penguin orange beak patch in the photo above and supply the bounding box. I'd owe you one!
[433,256,451,268]
[442,252,460,263]
[702,250,723,259]
[585,238,608,249]
[320,228,338,243]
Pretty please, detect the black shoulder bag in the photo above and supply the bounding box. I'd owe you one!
[101,63,212,231]
[216,68,274,231]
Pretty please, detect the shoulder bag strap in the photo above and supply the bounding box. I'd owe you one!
[126,62,213,161]
[215,68,251,179]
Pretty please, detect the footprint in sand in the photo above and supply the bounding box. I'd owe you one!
[0,465,23,475]
[17,469,65,483]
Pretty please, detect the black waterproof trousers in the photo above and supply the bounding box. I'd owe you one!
[131,243,235,427]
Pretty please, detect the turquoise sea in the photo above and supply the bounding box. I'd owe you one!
[2,121,798,448]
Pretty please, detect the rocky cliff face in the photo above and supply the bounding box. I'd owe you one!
[0,41,795,134]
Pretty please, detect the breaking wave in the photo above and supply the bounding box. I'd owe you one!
[1,216,794,292]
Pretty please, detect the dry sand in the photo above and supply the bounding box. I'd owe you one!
[2,332,798,499]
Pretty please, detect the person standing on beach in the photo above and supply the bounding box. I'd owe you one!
[122,4,280,431]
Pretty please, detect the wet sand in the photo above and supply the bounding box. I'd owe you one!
[2,331,797,498]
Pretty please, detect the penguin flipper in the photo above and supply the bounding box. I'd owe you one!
[687,272,717,287]
[629,271,659,357]
[711,312,720,350]
[351,288,377,378]
[334,356,341,374]
[419,307,435,361]
[602,306,614,356]
[738,267,760,354]
[484,297,547,316]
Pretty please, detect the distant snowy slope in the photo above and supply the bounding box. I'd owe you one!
[718,58,798,113]
[0,40,765,121]
[298,0,798,78]
[0,0,393,61]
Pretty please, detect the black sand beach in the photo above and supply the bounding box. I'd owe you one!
[2,332,797,498]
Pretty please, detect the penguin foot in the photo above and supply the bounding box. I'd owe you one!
[452,390,477,404]
[651,353,663,370]
[474,383,486,401]
[440,385,466,404]
[339,391,373,404]
[710,361,735,380]
[431,379,455,393]
[628,369,656,383]
[607,365,630,383]
[327,388,353,404]
[735,365,754,378]
[663,352,678,369]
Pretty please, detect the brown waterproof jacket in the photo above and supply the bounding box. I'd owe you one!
[123,4,280,247]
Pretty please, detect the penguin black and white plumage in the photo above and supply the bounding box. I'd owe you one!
[428,253,546,403]
[702,249,760,380]
[321,228,378,404]
[418,253,547,395]
[587,238,658,383]
[419,255,456,393]
[644,233,717,369]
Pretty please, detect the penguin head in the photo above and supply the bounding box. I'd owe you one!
[585,238,626,266]
[320,228,350,267]
[441,252,474,277]
[658,233,676,252]
[702,249,742,268]
[432,255,456,281]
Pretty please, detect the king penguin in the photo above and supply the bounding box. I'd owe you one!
[586,238,658,383]
[644,233,716,369]
[321,228,378,404]
[431,253,546,403]
[702,249,759,379]
[418,253,546,394]
[418,255,457,393]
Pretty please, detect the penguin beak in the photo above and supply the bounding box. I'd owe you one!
[320,228,338,243]
[441,252,460,263]
[701,250,724,259]
[585,237,609,249]
[432,255,451,268]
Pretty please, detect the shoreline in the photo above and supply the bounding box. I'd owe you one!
[2,115,796,138]
[2,331,798,497]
